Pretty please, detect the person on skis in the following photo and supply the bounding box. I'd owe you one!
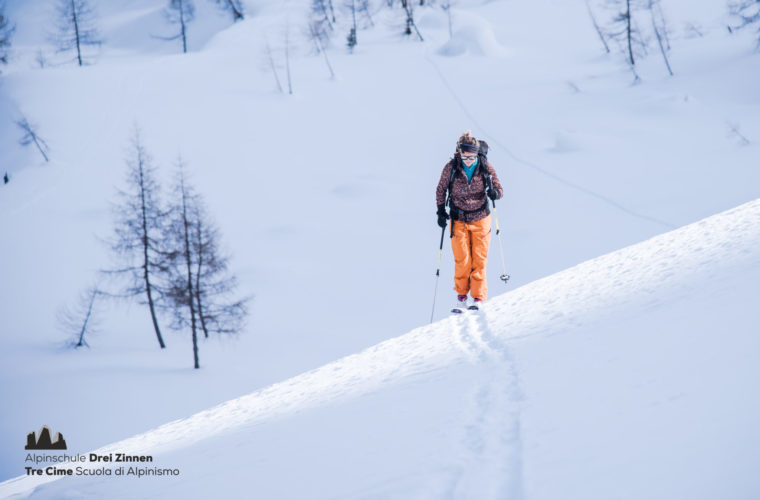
[436,131,503,313]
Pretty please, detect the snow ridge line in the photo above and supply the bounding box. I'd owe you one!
[482,198,760,345]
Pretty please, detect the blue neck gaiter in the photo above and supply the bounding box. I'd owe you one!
[463,157,478,183]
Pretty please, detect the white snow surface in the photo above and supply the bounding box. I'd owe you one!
[3,198,760,499]
[1,0,760,498]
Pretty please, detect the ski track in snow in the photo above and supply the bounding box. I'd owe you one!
[448,309,525,500]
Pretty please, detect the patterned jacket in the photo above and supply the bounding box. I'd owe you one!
[436,158,503,223]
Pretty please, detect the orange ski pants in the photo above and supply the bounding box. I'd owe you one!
[451,214,491,300]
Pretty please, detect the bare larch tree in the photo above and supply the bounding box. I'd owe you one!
[189,195,247,339]
[52,0,102,66]
[108,129,168,349]
[440,0,454,40]
[164,160,248,369]
[16,116,50,162]
[730,0,760,47]
[58,286,101,348]
[167,161,201,368]
[285,21,293,94]
[605,0,645,80]
[586,0,610,53]
[308,21,336,78]
[358,0,374,28]
[264,40,284,93]
[211,0,244,22]
[163,0,195,54]
[0,2,15,67]
[402,1,424,41]
[648,0,673,75]
[346,0,358,52]
[312,0,335,34]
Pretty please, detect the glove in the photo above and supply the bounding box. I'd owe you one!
[437,205,449,228]
[487,187,499,201]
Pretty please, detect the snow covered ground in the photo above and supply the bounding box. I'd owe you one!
[3,196,759,499]
[1,0,759,497]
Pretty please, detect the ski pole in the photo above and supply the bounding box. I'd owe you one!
[491,200,510,283]
[430,223,447,323]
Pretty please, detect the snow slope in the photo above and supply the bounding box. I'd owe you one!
[2,197,758,499]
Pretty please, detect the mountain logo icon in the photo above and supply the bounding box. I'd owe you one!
[25,426,67,450]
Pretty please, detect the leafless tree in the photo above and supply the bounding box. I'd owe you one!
[164,160,248,369]
[264,40,284,93]
[586,0,610,53]
[51,0,102,66]
[162,0,195,54]
[307,0,334,68]
[402,1,424,41]
[648,0,673,75]
[604,0,645,80]
[210,0,244,22]
[312,0,335,33]
[308,21,336,78]
[16,116,50,162]
[327,0,338,22]
[188,196,248,339]
[729,1,760,48]
[358,0,375,27]
[440,0,454,39]
[166,160,201,368]
[285,21,293,94]
[346,0,358,52]
[617,0,638,65]
[0,2,15,67]
[58,287,102,348]
[727,121,751,146]
[106,129,168,349]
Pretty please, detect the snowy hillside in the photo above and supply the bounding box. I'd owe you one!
[2,197,759,499]
[1,0,759,497]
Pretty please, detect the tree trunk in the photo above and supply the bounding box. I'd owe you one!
[266,43,283,93]
[626,0,634,66]
[180,0,188,53]
[226,0,244,21]
[650,2,673,76]
[76,289,97,348]
[71,0,83,66]
[139,156,166,349]
[285,23,293,95]
[32,135,49,162]
[194,220,209,338]
[180,175,199,368]
[327,0,336,22]
[585,0,609,53]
